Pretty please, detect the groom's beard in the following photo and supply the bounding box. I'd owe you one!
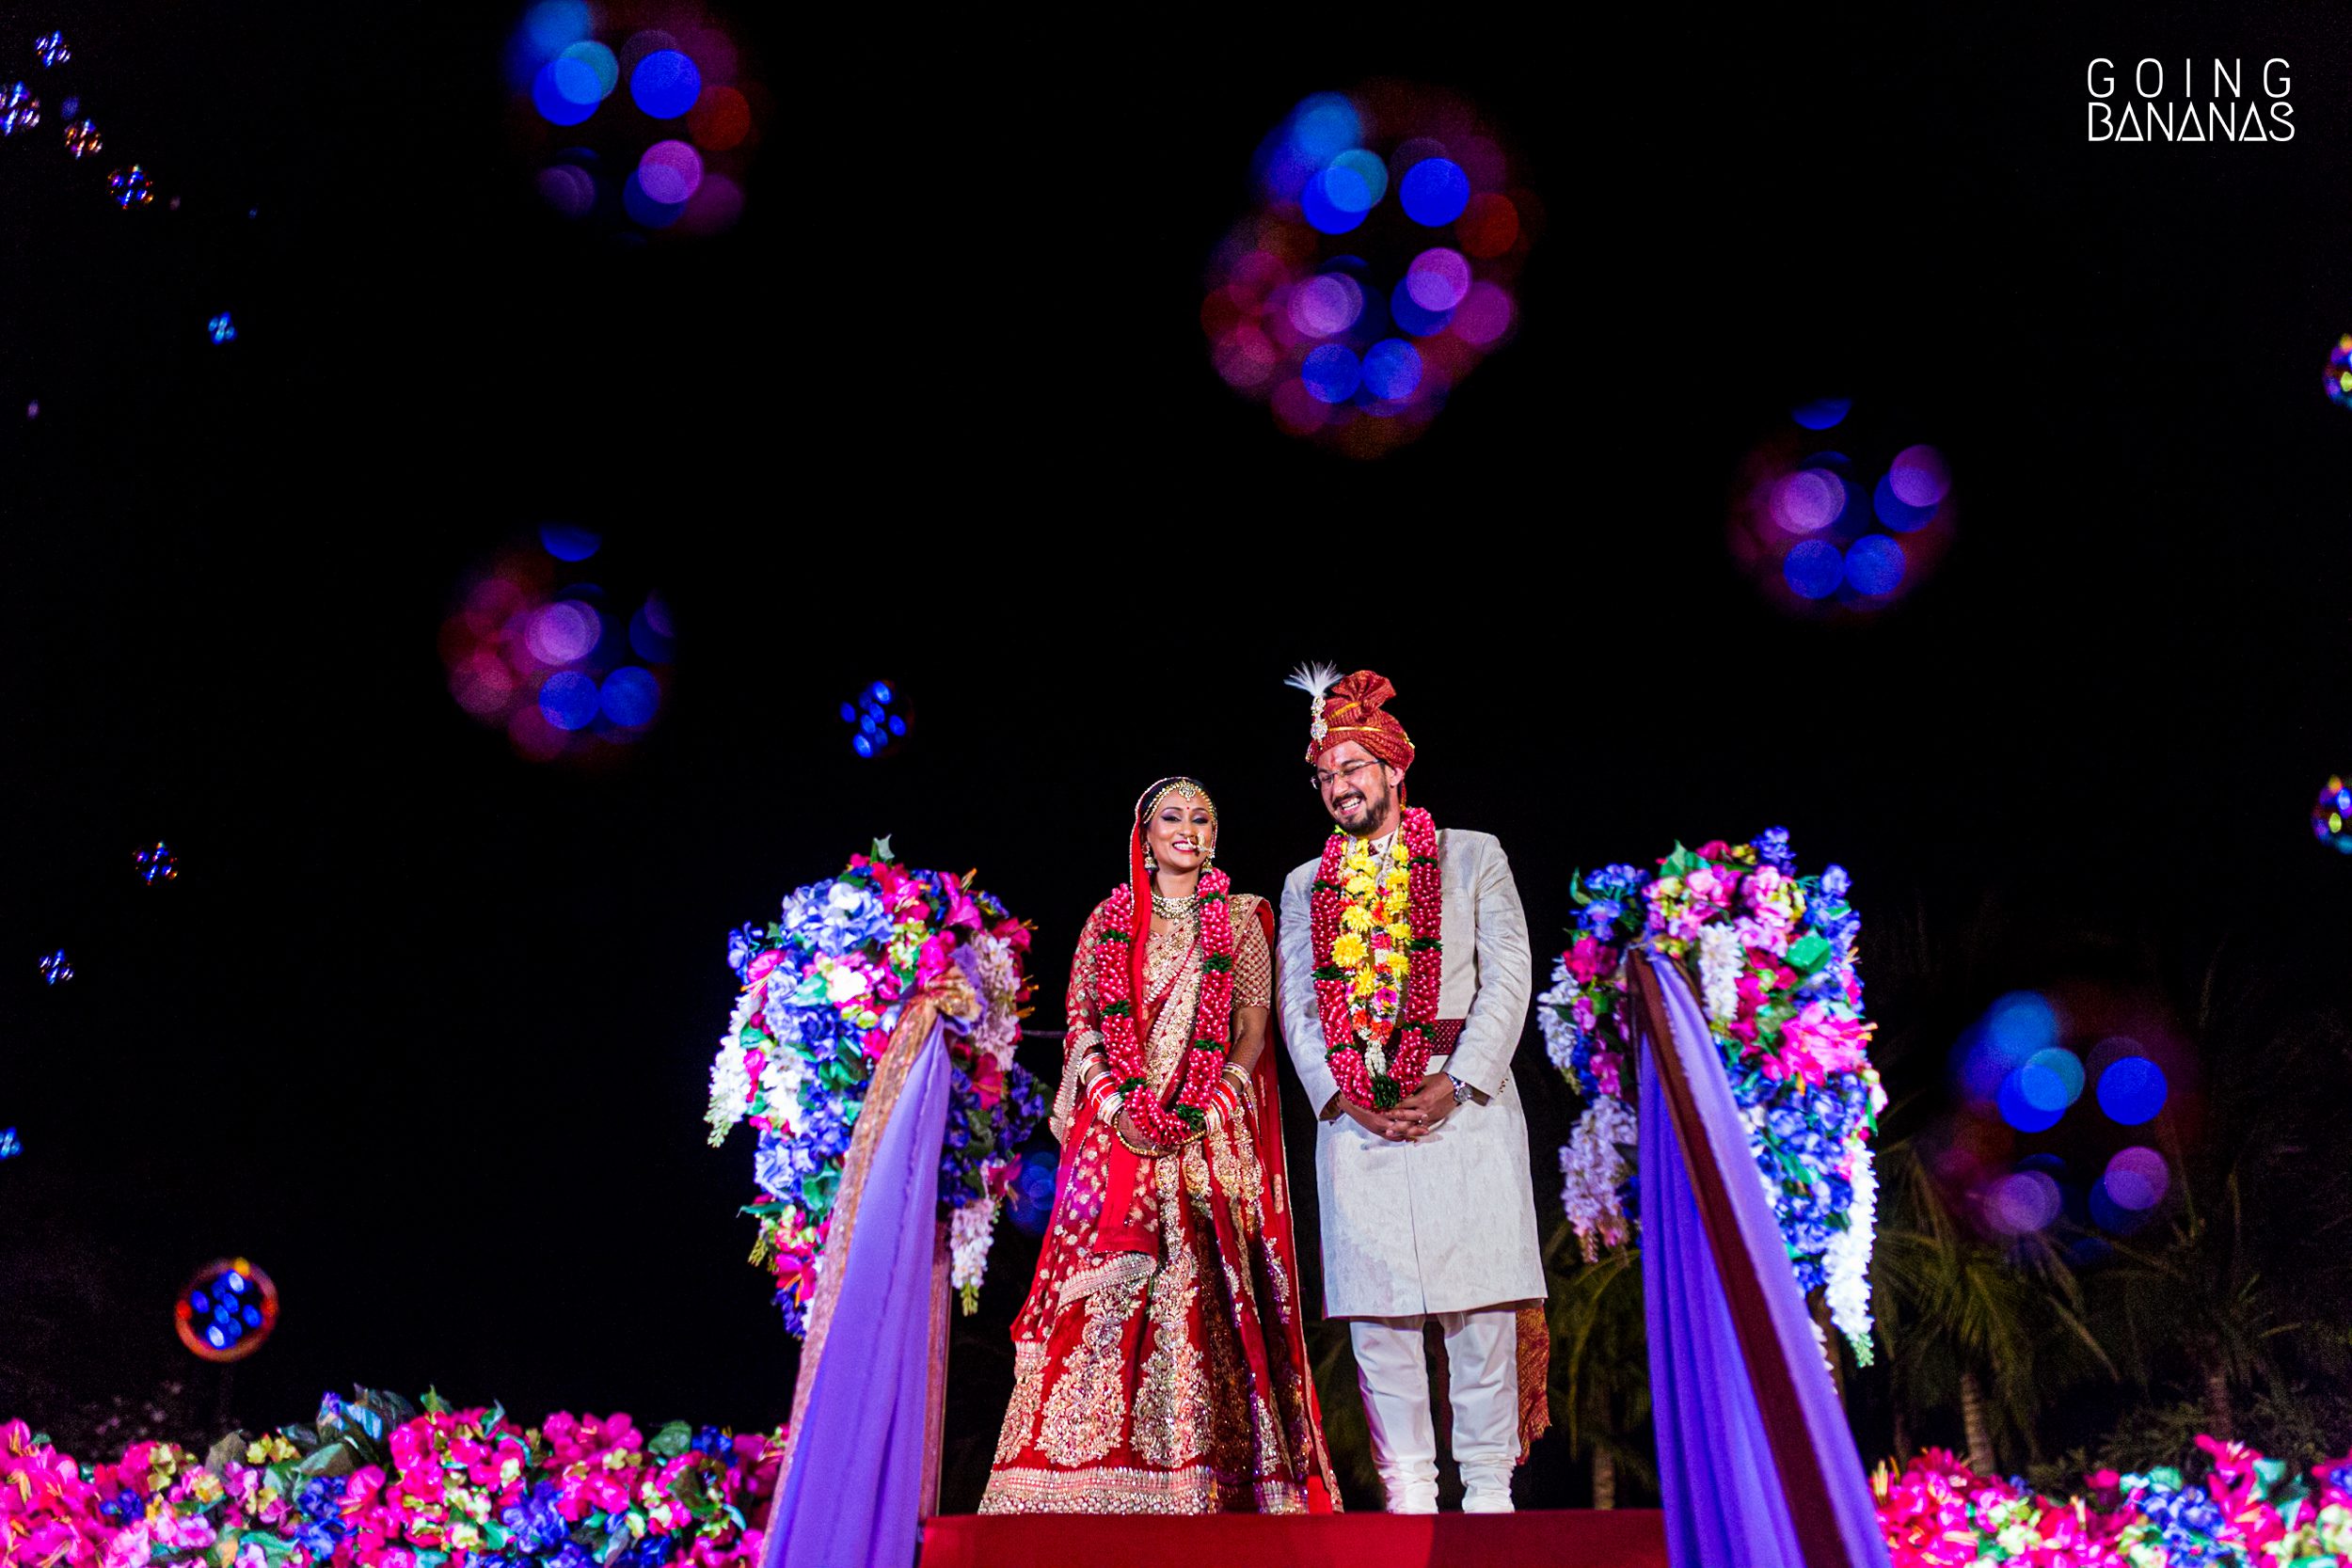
[1329,786,1392,838]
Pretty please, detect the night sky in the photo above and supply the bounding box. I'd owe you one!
[5,4,2350,1513]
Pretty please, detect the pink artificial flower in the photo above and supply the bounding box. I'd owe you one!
[1735,916,1790,958]
[970,1053,1004,1107]
[941,874,984,932]
[342,1465,386,1516]
[991,917,1030,952]
[1590,1050,1623,1099]
[2313,1449,2352,1510]
[872,860,927,918]
[1696,840,1733,860]
[746,950,785,983]
[1570,996,1597,1033]
[861,1027,891,1062]
[1565,937,1617,985]
[1742,864,1788,911]
[1685,864,1737,910]
[1764,1003,1873,1087]
[915,931,957,990]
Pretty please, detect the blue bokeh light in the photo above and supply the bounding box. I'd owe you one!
[2015,1047,2086,1112]
[1399,158,1470,227]
[2090,1180,2155,1235]
[1326,149,1388,213]
[524,1,592,57]
[622,172,687,228]
[1388,279,1452,338]
[1783,540,1844,599]
[1873,473,1938,532]
[1301,343,1362,404]
[539,523,600,562]
[2096,1056,2169,1125]
[1956,991,2061,1101]
[540,671,599,731]
[1844,534,1907,595]
[1995,1069,2066,1132]
[628,603,675,662]
[558,40,619,101]
[599,667,660,727]
[1288,94,1360,163]
[532,61,599,126]
[1360,339,1423,402]
[630,51,703,119]
[1793,397,1851,430]
[1300,168,1369,235]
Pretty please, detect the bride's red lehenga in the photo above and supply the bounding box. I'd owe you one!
[979,883,1339,1513]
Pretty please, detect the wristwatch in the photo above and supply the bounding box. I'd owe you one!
[1446,1072,1472,1105]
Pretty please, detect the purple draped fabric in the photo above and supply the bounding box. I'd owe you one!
[764,1020,950,1568]
[1635,952,1888,1568]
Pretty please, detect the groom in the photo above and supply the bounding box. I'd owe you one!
[1275,667,1547,1513]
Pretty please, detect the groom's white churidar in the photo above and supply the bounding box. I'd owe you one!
[1275,669,1546,1513]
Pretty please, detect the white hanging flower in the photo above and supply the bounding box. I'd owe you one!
[1697,923,1744,1025]
[1823,1137,1878,1359]
[1559,1098,1640,1261]
[1534,954,1581,1071]
[759,1050,810,1138]
[949,1196,1000,1295]
[704,982,769,1146]
[705,1040,751,1148]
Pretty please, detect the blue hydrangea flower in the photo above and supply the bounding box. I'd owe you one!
[752,1131,793,1199]
[815,879,893,956]
[1752,827,1797,872]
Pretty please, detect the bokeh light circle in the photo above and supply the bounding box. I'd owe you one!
[1325,149,1388,213]
[2015,1047,2086,1113]
[2095,1055,2169,1124]
[1450,282,1513,346]
[2103,1147,2169,1211]
[1300,168,1370,236]
[598,667,660,727]
[1287,274,1363,339]
[630,51,703,119]
[1302,343,1363,404]
[175,1259,278,1363]
[1988,1170,2061,1234]
[1405,247,1471,311]
[687,85,752,150]
[1399,157,1470,226]
[537,164,597,217]
[1844,534,1907,595]
[1888,444,1951,507]
[557,41,620,102]
[540,523,600,561]
[1360,339,1423,402]
[1793,397,1851,430]
[637,140,704,203]
[1771,468,1845,533]
[1389,279,1453,338]
[1783,540,1844,599]
[622,172,687,228]
[1457,193,1519,257]
[539,671,600,731]
[532,62,599,126]
[525,600,600,664]
[524,0,592,55]
[1995,1069,2066,1132]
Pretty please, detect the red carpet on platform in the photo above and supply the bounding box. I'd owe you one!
[917,1509,1668,1568]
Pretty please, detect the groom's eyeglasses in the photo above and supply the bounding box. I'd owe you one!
[1311,760,1378,792]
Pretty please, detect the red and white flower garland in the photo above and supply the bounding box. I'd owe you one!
[1095,867,1237,1148]
[1311,807,1443,1111]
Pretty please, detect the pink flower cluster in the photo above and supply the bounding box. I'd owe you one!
[1874,1438,2352,1567]
[1,1392,783,1568]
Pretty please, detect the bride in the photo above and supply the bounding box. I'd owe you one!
[980,777,1338,1513]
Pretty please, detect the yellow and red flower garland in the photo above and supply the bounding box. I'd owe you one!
[1311,807,1442,1111]
[1095,868,1237,1147]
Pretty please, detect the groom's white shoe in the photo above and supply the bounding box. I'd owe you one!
[1385,1486,1440,1514]
[1460,1465,1515,1513]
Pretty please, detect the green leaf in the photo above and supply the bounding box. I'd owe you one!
[649,1420,693,1460]
[421,1387,451,1416]
[1661,844,1702,879]
[206,1433,250,1472]
[1784,933,1831,973]
[294,1441,355,1478]
[870,835,895,863]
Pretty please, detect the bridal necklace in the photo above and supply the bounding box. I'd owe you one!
[1152,890,1200,921]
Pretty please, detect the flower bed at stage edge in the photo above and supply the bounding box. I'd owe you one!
[1,1387,780,1568]
[704,840,1044,1336]
[1877,1437,2352,1566]
[1536,828,1885,1358]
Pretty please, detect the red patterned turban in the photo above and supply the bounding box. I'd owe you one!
[1287,664,1415,770]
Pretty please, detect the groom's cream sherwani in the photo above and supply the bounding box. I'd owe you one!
[1277,825,1546,1317]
